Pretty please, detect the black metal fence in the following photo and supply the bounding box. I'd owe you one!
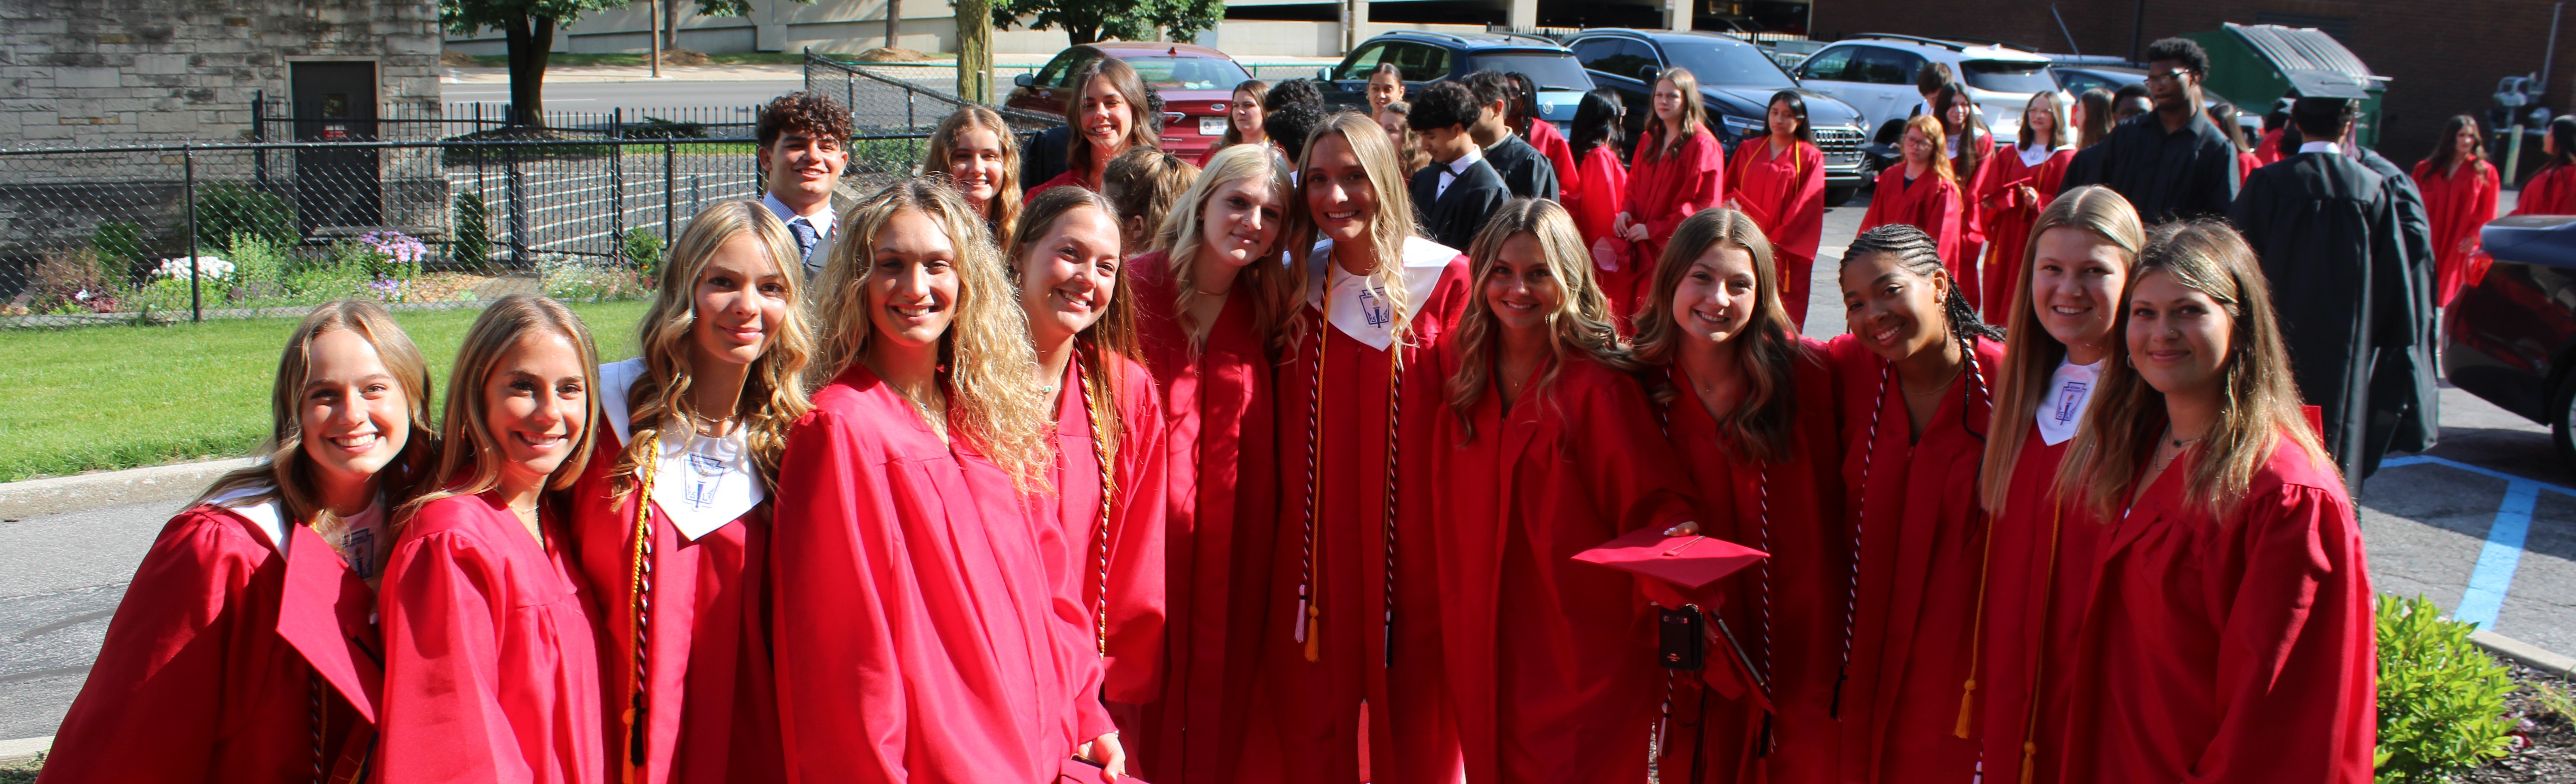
[0,134,932,327]
[803,53,1068,132]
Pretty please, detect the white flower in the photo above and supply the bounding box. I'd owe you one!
[155,256,234,280]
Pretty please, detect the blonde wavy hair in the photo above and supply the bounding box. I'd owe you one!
[808,178,1054,488]
[402,295,603,525]
[1978,186,2142,510]
[1629,207,1809,464]
[1444,198,1633,441]
[922,105,1024,249]
[1153,143,1303,348]
[2053,220,2333,519]
[1009,186,1142,479]
[1287,111,1427,354]
[195,300,440,556]
[616,200,815,498]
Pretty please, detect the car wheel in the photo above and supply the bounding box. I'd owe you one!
[2553,367,2576,471]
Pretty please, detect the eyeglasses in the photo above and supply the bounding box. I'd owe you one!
[2144,68,2194,85]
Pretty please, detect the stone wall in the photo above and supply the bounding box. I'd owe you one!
[0,0,441,149]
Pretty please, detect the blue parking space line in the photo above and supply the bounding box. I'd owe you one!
[2375,455,2563,629]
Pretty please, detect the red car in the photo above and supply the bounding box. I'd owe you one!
[1005,42,1255,158]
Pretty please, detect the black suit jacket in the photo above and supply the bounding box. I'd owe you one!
[1484,133,1560,201]
[1410,158,1510,251]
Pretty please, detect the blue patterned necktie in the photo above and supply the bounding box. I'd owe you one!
[787,217,820,262]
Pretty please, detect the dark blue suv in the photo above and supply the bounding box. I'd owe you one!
[1317,31,1595,128]
[1564,28,1873,202]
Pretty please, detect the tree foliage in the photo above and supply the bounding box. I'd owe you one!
[988,0,1224,47]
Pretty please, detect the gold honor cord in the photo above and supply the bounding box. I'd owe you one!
[1076,351,1116,656]
[623,434,660,784]
[1297,305,1326,662]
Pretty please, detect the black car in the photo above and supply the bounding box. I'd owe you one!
[1318,31,1596,128]
[1562,29,1872,203]
[2447,215,2576,467]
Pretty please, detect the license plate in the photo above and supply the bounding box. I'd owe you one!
[1200,117,1228,136]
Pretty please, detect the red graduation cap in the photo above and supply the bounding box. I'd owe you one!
[1573,527,1768,609]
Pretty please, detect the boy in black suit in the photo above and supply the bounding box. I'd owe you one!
[1462,70,1558,201]
[1408,81,1509,250]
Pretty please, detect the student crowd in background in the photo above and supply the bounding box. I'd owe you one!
[46,34,2470,784]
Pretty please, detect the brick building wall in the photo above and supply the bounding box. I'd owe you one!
[0,0,441,149]
[1810,0,2574,171]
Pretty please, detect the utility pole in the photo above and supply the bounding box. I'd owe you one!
[650,0,662,78]
[887,0,903,51]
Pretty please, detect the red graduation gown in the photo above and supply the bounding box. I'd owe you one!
[1236,245,1472,784]
[1950,132,1996,287]
[1430,353,1698,784]
[1029,355,1170,713]
[1858,168,1964,277]
[771,365,1114,784]
[1528,119,1580,192]
[1727,139,1828,330]
[1029,170,1087,204]
[2057,433,2377,784]
[1971,430,2102,784]
[1660,343,1849,784]
[1615,131,1723,322]
[1977,146,2076,325]
[1824,334,2002,784]
[1567,144,1630,250]
[567,430,786,784]
[2412,158,2500,307]
[39,502,380,784]
[2512,163,2576,216]
[381,492,606,784]
[2251,128,2287,168]
[1127,250,1281,784]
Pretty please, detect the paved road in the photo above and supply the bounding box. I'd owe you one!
[4,188,2570,743]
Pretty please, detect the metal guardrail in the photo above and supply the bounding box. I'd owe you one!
[0,135,930,327]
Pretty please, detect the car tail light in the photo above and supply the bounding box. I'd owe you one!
[2468,247,2496,287]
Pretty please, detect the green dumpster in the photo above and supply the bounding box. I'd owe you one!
[2181,22,2388,148]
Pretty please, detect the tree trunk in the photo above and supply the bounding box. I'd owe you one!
[1069,24,1097,46]
[885,0,902,50]
[504,15,555,128]
[663,0,681,50]
[956,0,991,102]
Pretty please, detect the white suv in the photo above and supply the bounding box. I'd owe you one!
[1791,34,2059,143]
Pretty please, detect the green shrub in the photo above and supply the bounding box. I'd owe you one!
[2375,595,2517,782]
[89,222,147,284]
[453,192,492,269]
[539,254,647,301]
[286,259,373,302]
[195,182,298,252]
[223,232,292,299]
[623,228,665,281]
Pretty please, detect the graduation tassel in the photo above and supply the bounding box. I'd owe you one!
[2020,741,2038,784]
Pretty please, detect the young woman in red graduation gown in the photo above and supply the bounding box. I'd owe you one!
[2513,117,2576,217]
[1427,198,1698,784]
[568,201,810,784]
[41,301,431,784]
[1968,186,2142,784]
[1613,67,1723,329]
[1932,84,1995,309]
[925,105,1025,249]
[775,179,1123,783]
[1859,116,1965,274]
[2053,221,2376,784]
[1032,58,1161,201]
[1824,224,2004,784]
[1236,112,1471,784]
[2413,115,2501,307]
[1630,210,1848,784]
[1725,91,1828,330]
[1977,91,2078,326]
[1563,90,1629,250]
[1007,186,1171,755]
[1126,143,1300,784]
[381,295,607,784]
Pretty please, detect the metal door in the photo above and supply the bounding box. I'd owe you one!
[292,61,383,232]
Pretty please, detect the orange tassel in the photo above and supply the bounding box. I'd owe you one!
[1954,678,1977,739]
[2020,741,2038,784]
[1303,609,1321,662]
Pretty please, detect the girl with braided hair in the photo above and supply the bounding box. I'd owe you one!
[1631,208,1849,784]
[566,201,811,784]
[1823,223,2003,784]
[1427,198,1698,784]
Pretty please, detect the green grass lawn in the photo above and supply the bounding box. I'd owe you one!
[0,300,648,483]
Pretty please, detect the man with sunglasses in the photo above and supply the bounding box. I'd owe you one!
[2060,37,2240,223]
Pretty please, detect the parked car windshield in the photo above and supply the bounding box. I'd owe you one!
[1960,59,2056,94]
[1467,52,1595,91]
[1662,40,1795,89]
[1119,55,1253,90]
